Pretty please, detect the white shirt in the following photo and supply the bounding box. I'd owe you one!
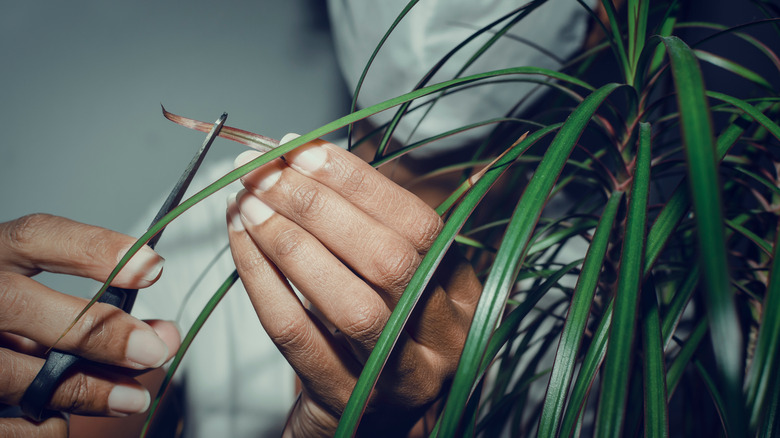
[327,0,595,157]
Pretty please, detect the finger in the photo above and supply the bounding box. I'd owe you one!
[0,348,151,416]
[0,214,164,288]
[0,333,47,358]
[238,158,424,302]
[237,135,443,254]
[0,414,68,438]
[226,195,359,407]
[234,189,392,355]
[0,272,178,370]
[235,154,467,350]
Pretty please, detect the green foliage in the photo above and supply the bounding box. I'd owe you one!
[71,1,780,436]
[335,1,780,436]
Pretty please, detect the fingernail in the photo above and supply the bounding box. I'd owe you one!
[226,192,245,231]
[126,330,169,368]
[118,245,164,285]
[239,192,274,225]
[234,150,262,169]
[255,168,282,191]
[280,133,300,145]
[236,150,283,191]
[108,385,151,415]
[290,145,327,175]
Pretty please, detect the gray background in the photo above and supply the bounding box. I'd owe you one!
[0,1,349,294]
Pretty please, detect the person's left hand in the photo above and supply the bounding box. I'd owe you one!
[226,134,481,437]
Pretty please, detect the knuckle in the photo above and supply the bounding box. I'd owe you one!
[411,374,442,406]
[371,243,419,293]
[234,249,273,278]
[271,229,308,263]
[268,316,313,353]
[290,183,326,220]
[410,212,443,253]
[341,303,386,347]
[59,372,97,413]
[78,228,114,264]
[400,362,443,407]
[337,164,370,200]
[69,304,116,353]
[2,214,53,252]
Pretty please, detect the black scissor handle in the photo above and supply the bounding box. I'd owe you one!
[20,285,135,421]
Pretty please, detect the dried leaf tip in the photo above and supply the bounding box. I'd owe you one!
[468,131,529,186]
[161,105,280,153]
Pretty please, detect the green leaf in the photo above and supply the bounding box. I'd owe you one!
[435,82,625,437]
[661,35,746,435]
[579,0,630,82]
[661,266,700,348]
[648,1,680,74]
[725,218,773,257]
[594,121,651,438]
[694,359,730,433]
[681,20,780,73]
[694,50,774,91]
[335,127,553,437]
[346,0,420,148]
[628,0,649,83]
[537,191,623,438]
[746,221,780,429]
[666,318,708,397]
[644,100,768,272]
[559,300,613,438]
[140,270,239,438]
[640,276,670,438]
[706,92,780,142]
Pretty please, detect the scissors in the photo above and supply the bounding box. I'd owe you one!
[19,112,228,421]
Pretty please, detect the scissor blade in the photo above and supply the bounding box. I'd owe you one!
[146,112,227,249]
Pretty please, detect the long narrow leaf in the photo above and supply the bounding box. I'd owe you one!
[641,275,670,438]
[694,50,774,91]
[335,128,551,437]
[644,101,769,272]
[628,0,649,83]
[140,270,239,438]
[559,300,613,437]
[746,221,780,428]
[666,318,708,397]
[346,0,419,148]
[435,82,625,437]
[706,91,780,142]
[661,35,746,435]
[595,121,652,438]
[537,191,623,437]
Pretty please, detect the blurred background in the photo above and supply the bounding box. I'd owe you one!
[0,1,349,295]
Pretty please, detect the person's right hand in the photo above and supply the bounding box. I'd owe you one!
[0,214,180,437]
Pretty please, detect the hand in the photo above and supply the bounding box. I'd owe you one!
[226,134,481,437]
[0,214,180,437]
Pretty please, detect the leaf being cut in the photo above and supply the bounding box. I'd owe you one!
[162,105,280,152]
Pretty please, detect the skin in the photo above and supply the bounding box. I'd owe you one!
[0,214,180,437]
[227,134,482,436]
[0,138,481,437]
